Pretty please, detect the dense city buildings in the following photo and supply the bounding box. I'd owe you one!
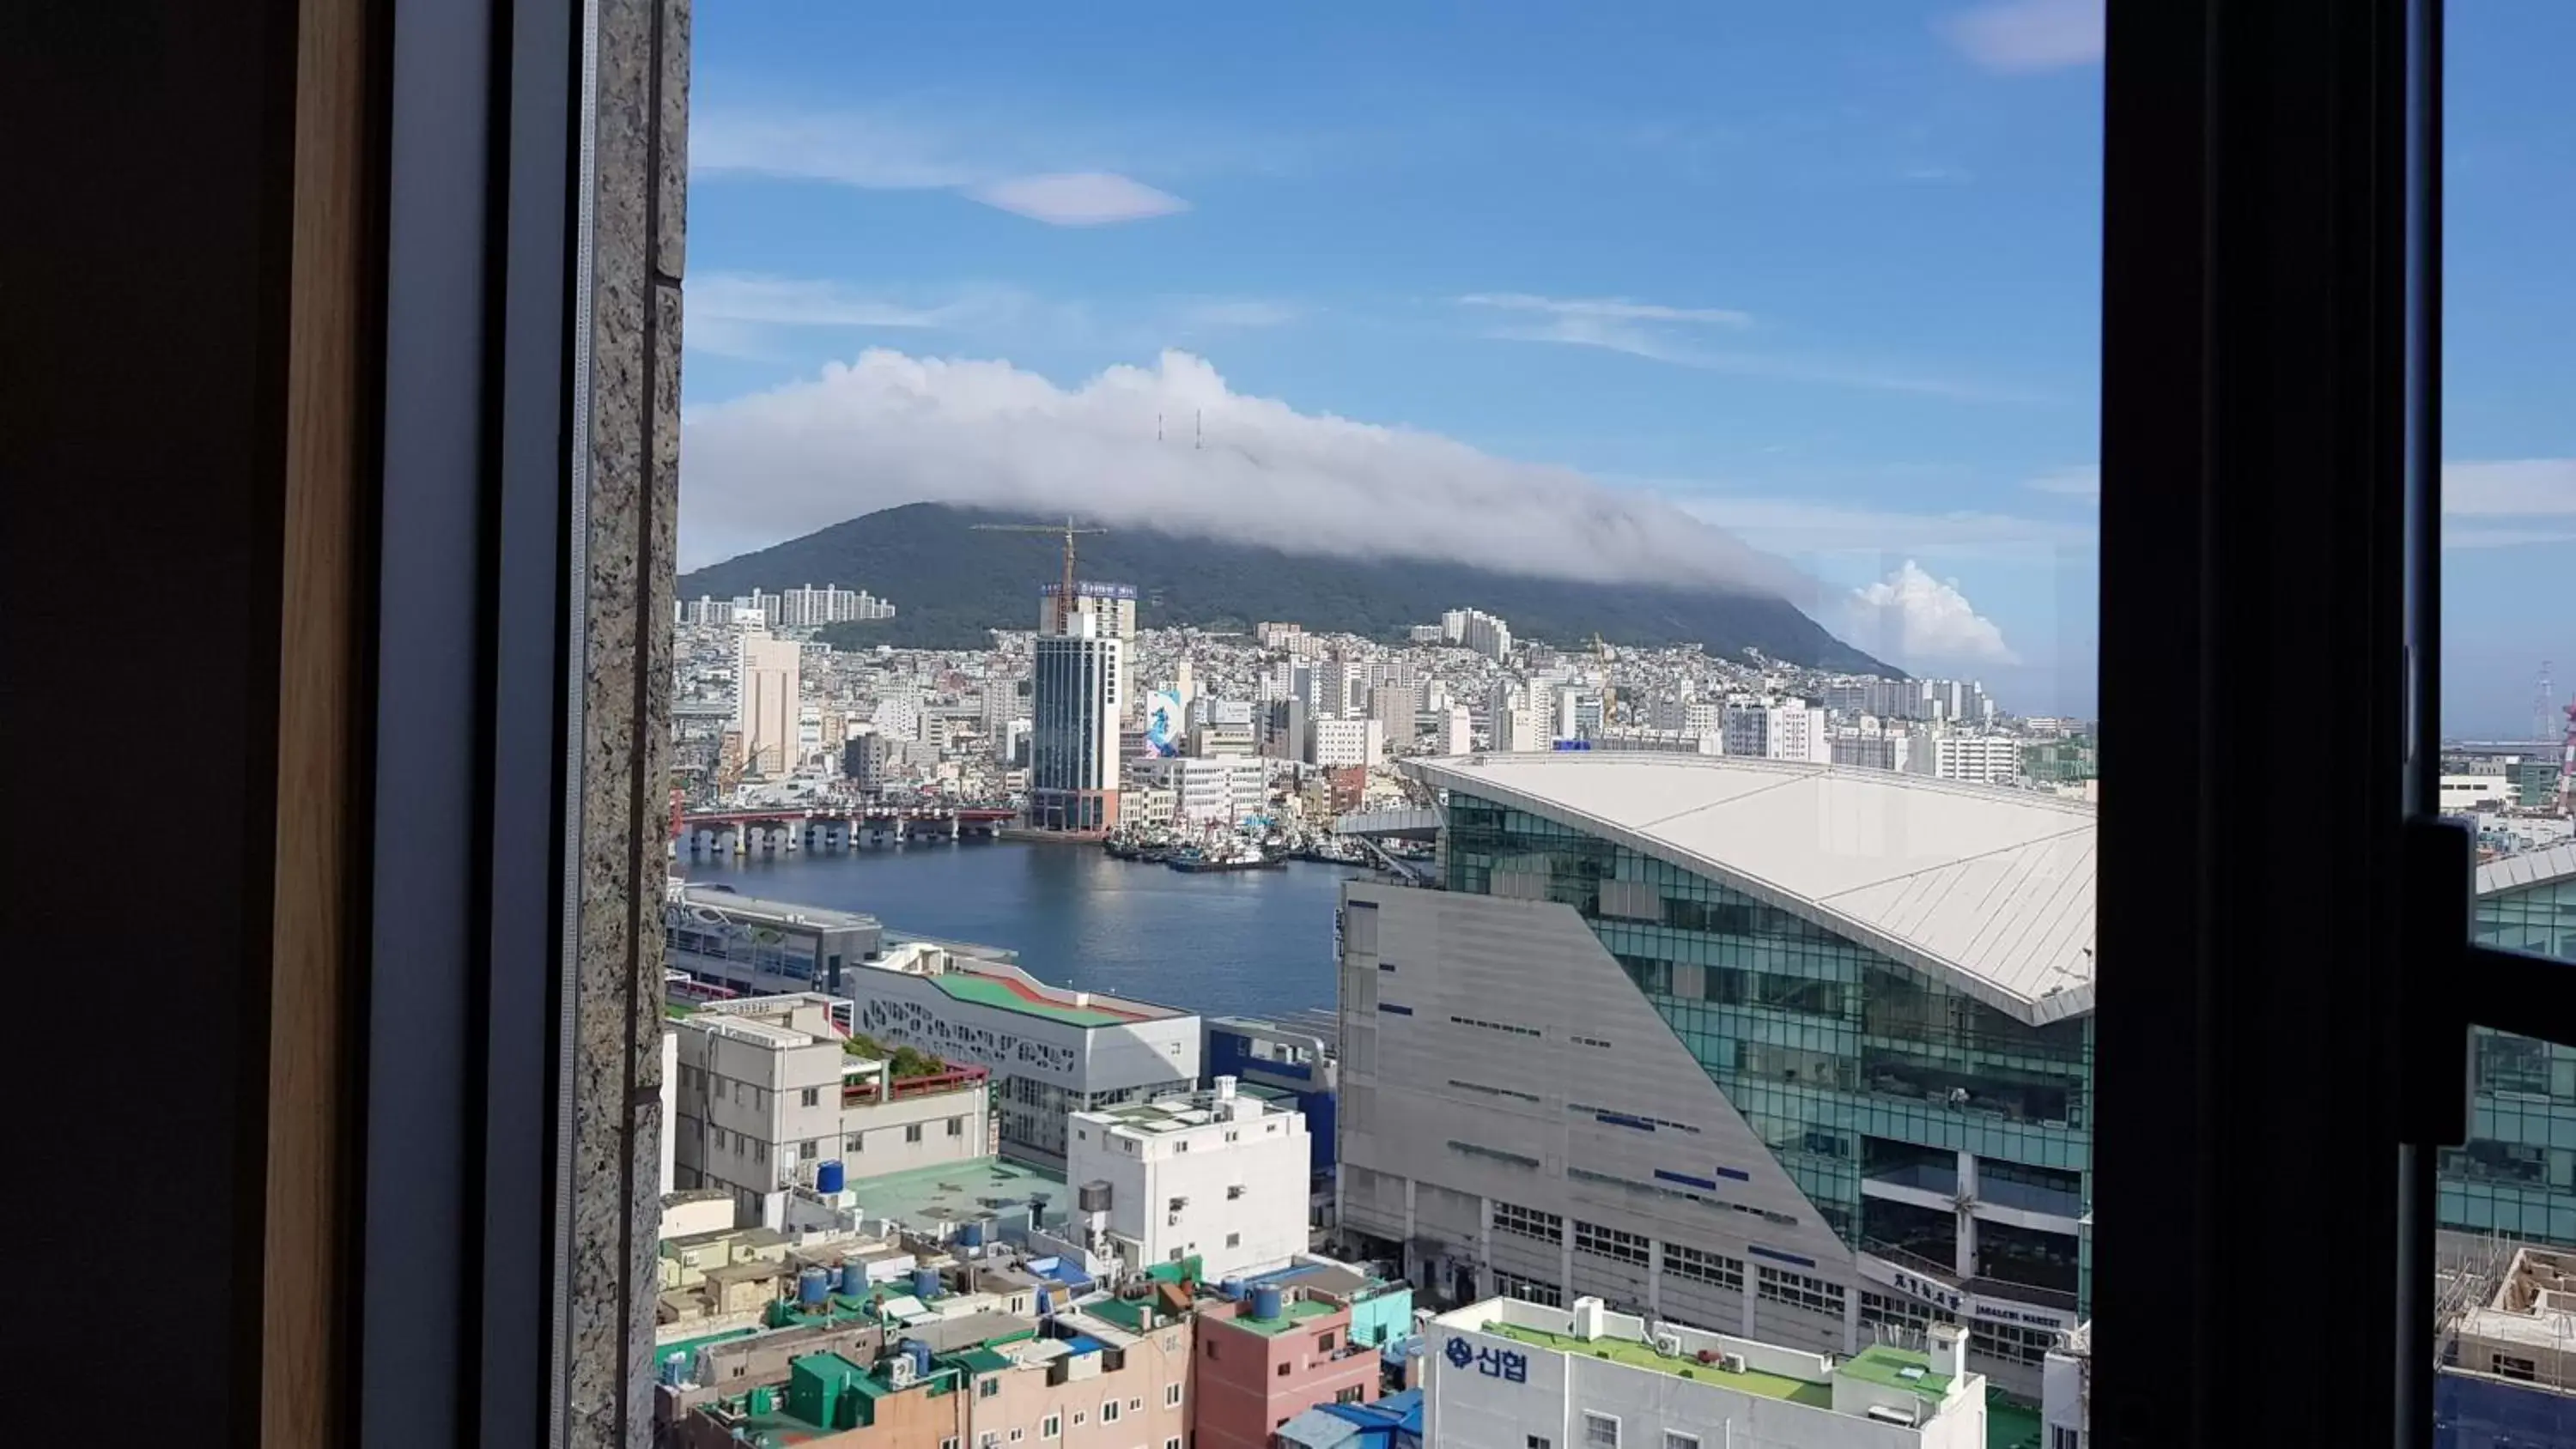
[1335,753,2093,1395]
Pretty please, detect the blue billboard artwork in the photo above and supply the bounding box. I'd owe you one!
[1443,1337,1528,1383]
[1143,690,1183,757]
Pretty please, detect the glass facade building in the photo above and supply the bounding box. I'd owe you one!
[1441,791,2093,1326]
[2443,857,2576,1243]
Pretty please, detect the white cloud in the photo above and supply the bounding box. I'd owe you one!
[2025,464,2099,498]
[692,112,1190,227]
[1172,299,1302,330]
[2445,459,2576,516]
[1840,561,2020,665]
[1461,297,2039,402]
[690,275,967,330]
[1941,0,2105,75]
[679,349,1813,603]
[1459,294,1754,328]
[1676,494,2093,561]
[690,112,980,190]
[968,172,1190,227]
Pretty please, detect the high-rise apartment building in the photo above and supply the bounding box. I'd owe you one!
[734,627,801,776]
[1030,612,1124,832]
[773,582,895,627]
[1722,700,1832,763]
[1368,684,1416,747]
[1307,718,1383,769]
[1911,731,2023,787]
[1451,609,1513,663]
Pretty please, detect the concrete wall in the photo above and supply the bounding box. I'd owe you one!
[1069,1100,1310,1282]
[1194,1301,1377,1449]
[1335,882,1853,1349]
[966,1325,1194,1449]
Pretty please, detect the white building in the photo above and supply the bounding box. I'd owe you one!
[1911,732,2021,788]
[1064,1077,1311,1282]
[1552,687,1604,743]
[1127,755,1268,827]
[1492,704,1546,753]
[2042,1320,2089,1449]
[1031,612,1125,831]
[776,582,895,627]
[733,628,801,775]
[671,992,994,1227]
[1309,717,1385,769]
[839,940,1200,1166]
[1723,700,1832,763]
[1425,1296,1986,1449]
[1441,705,1473,756]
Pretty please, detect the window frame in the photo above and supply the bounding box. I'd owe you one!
[2093,0,2448,1445]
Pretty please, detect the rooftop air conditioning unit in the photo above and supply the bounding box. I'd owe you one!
[1720,1353,1747,1373]
[1651,1334,1682,1358]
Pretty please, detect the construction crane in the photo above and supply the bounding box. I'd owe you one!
[971,516,1107,634]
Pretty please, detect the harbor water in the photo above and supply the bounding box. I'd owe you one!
[676,840,1364,1022]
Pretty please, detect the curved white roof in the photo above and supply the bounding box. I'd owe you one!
[1404,753,2098,1026]
[2477,840,2576,897]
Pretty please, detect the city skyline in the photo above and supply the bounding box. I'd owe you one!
[674,1,2572,735]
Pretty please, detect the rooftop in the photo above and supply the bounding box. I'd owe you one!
[1220,1297,1342,1337]
[673,883,878,932]
[1081,1083,1292,1137]
[1480,1322,1832,1408]
[929,970,1160,1027]
[1405,752,2096,1024]
[844,1155,1068,1234]
[2477,840,2576,896]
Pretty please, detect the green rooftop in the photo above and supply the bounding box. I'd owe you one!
[1836,1344,1953,1405]
[1481,1324,1834,1410]
[841,1154,1067,1232]
[931,973,1141,1027]
[1228,1298,1342,1337]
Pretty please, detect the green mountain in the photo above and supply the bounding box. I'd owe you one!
[678,502,1893,673]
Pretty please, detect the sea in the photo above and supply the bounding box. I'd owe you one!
[674,840,1364,1022]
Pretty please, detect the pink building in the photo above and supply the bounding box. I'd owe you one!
[1191,1291,1380,1449]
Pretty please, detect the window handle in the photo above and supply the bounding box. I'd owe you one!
[2401,816,2576,1147]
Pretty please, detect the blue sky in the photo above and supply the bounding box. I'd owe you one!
[678,0,2573,732]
